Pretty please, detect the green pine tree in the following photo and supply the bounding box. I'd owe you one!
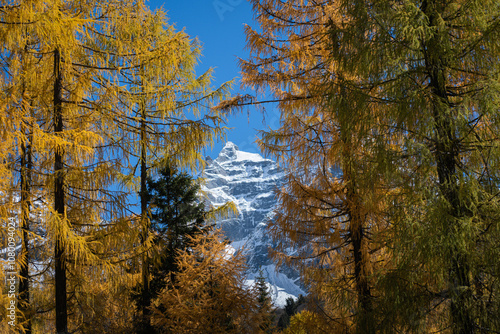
[255,269,274,333]
[147,165,206,283]
[134,165,206,333]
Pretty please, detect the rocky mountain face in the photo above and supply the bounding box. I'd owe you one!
[202,142,305,306]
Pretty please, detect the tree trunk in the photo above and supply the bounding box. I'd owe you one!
[53,48,68,334]
[19,122,32,334]
[19,46,33,332]
[339,82,374,332]
[350,207,373,333]
[423,1,474,332]
[139,98,152,333]
[343,141,374,333]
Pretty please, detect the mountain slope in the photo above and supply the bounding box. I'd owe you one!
[202,142,305,306]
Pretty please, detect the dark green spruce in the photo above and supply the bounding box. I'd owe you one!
[135,165,206,333]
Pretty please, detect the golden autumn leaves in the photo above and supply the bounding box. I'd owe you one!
[1,0,499,333]
[0,1,232,333]
[233,0,500,333]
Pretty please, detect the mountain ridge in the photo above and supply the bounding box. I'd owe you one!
[202,142,305,307]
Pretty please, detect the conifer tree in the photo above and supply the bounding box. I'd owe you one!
[2,14,38,334]
[0,3,50,330]
[44,3,130,331]
[0,2,63,332]
[135,164,206,331]
[322,0,500,332]
[1,1,149,332]
[255,269,274,333]
[221,1,392,331]
[151,229,260,334]
[94,5,232,331]
[232,0,500,332]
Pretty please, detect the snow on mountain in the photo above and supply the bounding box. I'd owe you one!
[202,142,305,307]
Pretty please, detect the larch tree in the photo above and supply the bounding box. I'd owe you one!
[323,0,500,332]
[220,1,393,332]
[229,0,500,331]
[320,0,500,333]
[93,4,232,332]
[0,12,34,334]
[0,2,63,332]
[150,229,261,334]
[1,1,145,332]
[41,2,131,332]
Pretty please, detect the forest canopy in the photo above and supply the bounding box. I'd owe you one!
[1,0,500,333]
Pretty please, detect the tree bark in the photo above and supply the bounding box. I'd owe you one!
[343,140,374,333]
[139,94,152,333]
[339,82,374,332]
[19,122,32,334]
[54,48,68,334]
[422,1,474,332]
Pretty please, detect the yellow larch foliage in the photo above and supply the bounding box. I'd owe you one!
[234,1,395,332]
[151,229,261,334]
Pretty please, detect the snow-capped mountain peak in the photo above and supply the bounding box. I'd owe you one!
[216,141,239,163]
[202,142,304,307]
[216,141,268,164]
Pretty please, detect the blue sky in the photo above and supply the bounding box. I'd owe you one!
[148,0,280,158]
